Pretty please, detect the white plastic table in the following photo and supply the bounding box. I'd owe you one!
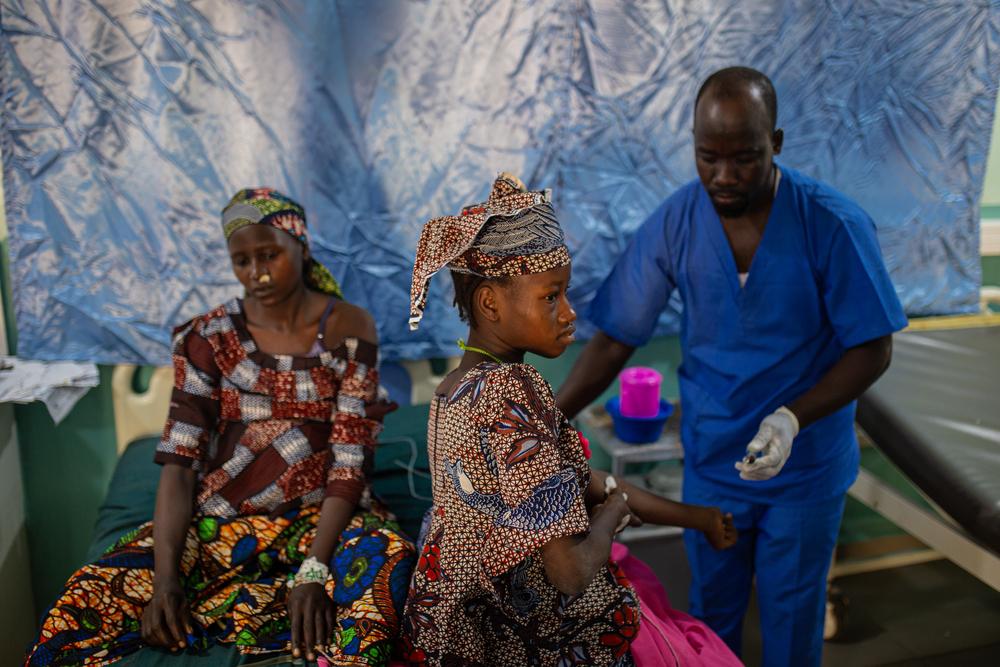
[577,402,686,542]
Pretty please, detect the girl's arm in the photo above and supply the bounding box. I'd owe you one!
[586,468,737,549]
[541,488,632,596]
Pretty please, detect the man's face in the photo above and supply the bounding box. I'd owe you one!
[693,90,782,218]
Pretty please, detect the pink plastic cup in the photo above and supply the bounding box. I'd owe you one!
[618,366,663,418]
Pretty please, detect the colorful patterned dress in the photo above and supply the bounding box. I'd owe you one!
[26,298,415,667]
[401,362,639,667]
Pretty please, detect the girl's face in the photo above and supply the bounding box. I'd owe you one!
[494,264,577,358]
[227,224,305,306]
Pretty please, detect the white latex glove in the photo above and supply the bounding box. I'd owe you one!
[735,407,800,481]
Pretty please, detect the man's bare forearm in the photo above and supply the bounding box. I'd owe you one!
[556,332,635,419]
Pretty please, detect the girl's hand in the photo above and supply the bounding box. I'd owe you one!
[288,582,335,661]
[601,474,642,530]
[593,487,634,534]
[141,576,193,650]
[702,508,738,550]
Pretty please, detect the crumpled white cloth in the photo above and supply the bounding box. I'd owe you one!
[0,356,99,423]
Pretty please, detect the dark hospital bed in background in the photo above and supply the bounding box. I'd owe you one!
[844,316,1000,594]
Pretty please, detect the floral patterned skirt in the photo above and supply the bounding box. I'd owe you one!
[25,506,415,667]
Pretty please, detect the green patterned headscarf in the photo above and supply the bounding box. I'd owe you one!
[222,187,343,298]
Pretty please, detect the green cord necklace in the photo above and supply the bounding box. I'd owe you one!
[456,338,505,364]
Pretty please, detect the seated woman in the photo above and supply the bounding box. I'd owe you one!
[25,188,415,667]
[398,173,743,666]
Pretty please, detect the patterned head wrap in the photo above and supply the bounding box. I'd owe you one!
[222,187,343,298]
[409,173,570,330]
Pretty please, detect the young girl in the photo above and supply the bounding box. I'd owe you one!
[25,189,414,666]
[399,174,742,666]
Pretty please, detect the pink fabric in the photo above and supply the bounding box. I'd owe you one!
[611,542,743,667]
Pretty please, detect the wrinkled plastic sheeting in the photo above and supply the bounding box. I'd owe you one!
[2,1,998,365]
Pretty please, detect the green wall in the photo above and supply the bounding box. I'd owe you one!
[15,369,120,609]
[982,90,1000,207]
[0,165,38,661]
[983,256,1000,286]
[0,403,35,663]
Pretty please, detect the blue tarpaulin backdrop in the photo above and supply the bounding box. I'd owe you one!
[2,1,999,364]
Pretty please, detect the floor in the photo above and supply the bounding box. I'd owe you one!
[628,536,1000,667]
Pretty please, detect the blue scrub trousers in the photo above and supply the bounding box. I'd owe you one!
[683,485,845,667]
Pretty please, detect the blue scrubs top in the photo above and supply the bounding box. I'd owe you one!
[589,166,908,504]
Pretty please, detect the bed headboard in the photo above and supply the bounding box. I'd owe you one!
[111,365,173,456]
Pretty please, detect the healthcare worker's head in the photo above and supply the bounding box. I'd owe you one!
[693,67,784,218]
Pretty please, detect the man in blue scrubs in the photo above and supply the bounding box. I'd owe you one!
[557,67,907,666]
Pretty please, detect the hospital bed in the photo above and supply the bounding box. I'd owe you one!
[841,315,1000,592]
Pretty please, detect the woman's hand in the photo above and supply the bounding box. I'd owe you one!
[148,464,197,651]
[364,398,399,423]
[141,576,193,650]
[701,507,738,550]
[288,582,335,661]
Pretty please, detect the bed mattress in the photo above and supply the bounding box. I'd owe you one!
[855,325,1000,554]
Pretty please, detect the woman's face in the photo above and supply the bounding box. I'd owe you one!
[493,264,577,358]
[227,224,305,305]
